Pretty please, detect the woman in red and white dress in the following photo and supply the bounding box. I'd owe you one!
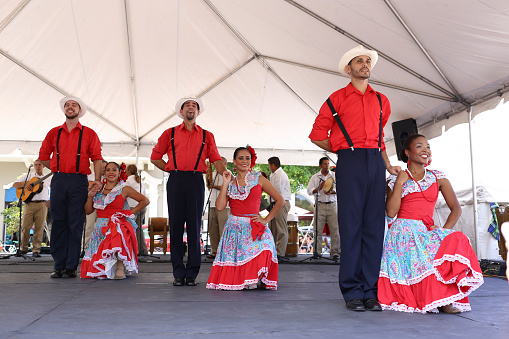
[378,134,483,313]
[81,162,149,279]
[206,146,284,290]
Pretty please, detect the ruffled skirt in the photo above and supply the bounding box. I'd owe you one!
[81,213,138,279]
[378,219,484,313]
[207,215,278,290]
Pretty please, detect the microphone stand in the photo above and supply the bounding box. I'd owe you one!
[136,170,159,259]
[202,171,219,257]
[300,176,334,263]
[15,166,35,261]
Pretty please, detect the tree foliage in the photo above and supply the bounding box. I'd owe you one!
[1,202,21,237]
[224,162,318,194]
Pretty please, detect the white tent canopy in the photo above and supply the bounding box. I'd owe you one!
[1,0,509,165]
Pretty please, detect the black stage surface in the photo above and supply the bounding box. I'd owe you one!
[0,254,507,338]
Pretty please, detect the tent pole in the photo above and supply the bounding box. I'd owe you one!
[135,142,140,169]
[467,106,480,256]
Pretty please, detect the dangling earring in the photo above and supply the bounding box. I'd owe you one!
[407,160,410,168]
[233,166,237,175]
[425,157,432,167]
[102,178,107,185]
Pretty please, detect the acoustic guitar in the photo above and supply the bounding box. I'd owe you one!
[16,173,53,203]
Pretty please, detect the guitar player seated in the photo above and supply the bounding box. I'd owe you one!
[12,160,52,257]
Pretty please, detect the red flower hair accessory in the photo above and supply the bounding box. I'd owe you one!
[246,145,257,169]
[119,162,128,182]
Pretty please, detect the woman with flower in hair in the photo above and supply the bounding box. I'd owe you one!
[81,162,149,279]
[206,146,284,290]
[378,134,483,313]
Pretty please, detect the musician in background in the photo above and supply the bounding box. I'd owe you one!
[268,156,291,261]
[307,157,340,261]
[12,160,51,258]
[206,156,230,259]
[125,164,149,256]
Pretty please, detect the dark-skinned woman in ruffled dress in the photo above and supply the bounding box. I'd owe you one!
[378,134,483,313]
[81,162,149,279]
[207,146,284,290]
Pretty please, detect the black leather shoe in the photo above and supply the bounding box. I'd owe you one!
[277,255,290,261]
[364,298,382,311]
[32,252,41,258]
[346,298,365,312]
[62,269,77,278]
[50,269,64,278]
[185,277,197,286]
[332,255,340,262]
[173,277,185,286]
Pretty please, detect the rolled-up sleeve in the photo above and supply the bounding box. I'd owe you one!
[88,129,103,162]
[309,101,333,141]
[39,128,56,161]
[206,131,221,164]
[151,129,170,160]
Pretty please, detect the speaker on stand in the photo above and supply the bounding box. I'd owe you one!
[392,118,418,161]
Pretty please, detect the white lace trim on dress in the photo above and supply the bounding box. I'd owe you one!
[227,171,261,201]
[388,169,446,198]
[93,183,126,210]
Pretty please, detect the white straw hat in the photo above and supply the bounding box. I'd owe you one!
[338,45,378,77]
[59,96,87,118]
[175,97,204,119]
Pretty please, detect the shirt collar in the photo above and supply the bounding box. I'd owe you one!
[59,121,83,133]
[345,82,375,96]
[178,121,200,132]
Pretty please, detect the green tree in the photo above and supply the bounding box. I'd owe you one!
[1,202,21,238]
[225,162,319,194]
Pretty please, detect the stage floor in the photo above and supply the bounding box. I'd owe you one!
[0,254,507,338]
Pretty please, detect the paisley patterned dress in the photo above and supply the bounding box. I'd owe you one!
[206,172,278,290]
[378,169,484,313]
[81,183,138,279]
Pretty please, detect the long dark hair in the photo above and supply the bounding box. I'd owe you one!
[400,134,426,163]
[126,164,140,183]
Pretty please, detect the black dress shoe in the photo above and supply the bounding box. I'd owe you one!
[332,255,340,262]
[62,269,77,278]
[346,298,365,312]
[173,277,185,286]
[50,269,64,278]
[32,252,41,258]
[277,255,290,261]
[364,298,382,311]
[185,277,197,286]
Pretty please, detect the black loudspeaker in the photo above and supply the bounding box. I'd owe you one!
[392,118,418,161]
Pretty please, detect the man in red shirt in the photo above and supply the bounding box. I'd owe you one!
[39,96,103,279]
[151,97,226,287]
[309,46,400,312]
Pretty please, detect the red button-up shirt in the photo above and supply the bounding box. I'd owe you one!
[309,83,391,152]
[39,122,103,175]
[151,122,221,173]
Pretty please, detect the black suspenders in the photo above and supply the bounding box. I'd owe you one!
[171,127,207,173]
[327,92,384,151]
[56,126,84,173]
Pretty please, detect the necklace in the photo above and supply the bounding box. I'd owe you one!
[405,169,438,203]
[235,176,247,195]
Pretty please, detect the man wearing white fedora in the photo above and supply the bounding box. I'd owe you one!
[39,96,103,279]
[151,97,226,286]
[309,45,401,312]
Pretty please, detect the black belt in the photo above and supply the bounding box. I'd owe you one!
[27,200,47,203]
[318,201,334,204]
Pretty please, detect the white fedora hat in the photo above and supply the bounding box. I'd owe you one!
[175,97,204,119]
[59,96,87,118]
[338,45,378,77]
